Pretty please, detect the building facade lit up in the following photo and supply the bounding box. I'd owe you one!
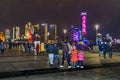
[25,22,39,42]
[81,12,87,35]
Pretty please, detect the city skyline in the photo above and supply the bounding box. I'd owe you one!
[0,0,120,40]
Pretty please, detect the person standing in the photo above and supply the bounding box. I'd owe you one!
[98,42,104,57]
[67,42,72,68]
[71,44,78,68]
[24,42,28,53]
[46,43,54,66]
[60,44,71,68]
[102,42,108,59]
[0,42,5,55]
[27,42,31,54]
[36,43,40,55]
[53,43,60,66]
[77,49,84,68]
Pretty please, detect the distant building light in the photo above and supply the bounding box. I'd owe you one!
[5,28,10,30]
[81,12,87,15]
[41,23,47,26]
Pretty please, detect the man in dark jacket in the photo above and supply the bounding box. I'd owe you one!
[98,42,103,57]
[46,43,54,66]
[102,42,108,59]
[60,44,71,68]
[53,43,60,66]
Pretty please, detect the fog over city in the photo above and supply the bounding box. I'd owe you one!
[0,0,120,40]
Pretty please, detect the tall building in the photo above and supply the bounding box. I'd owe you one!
[5,28,11,40]
[0,32,5,42]
[13,26,20,39]
[25,22,40,42]
[81,12,87,39]
[48,24,57,40]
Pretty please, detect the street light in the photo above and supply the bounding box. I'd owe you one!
[95,24,100,44]
[47,32,50,36]
[95,24,99,31]
[63,29,67,42]
[47,32,50,40]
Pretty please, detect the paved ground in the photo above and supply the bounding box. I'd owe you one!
[0,49,120,79]
[0,66,120,80]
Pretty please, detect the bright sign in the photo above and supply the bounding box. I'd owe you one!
[81,12,87,35]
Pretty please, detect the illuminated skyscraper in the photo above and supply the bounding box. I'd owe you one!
[25,22,40,42]
[81,12,87,35]
[13,26,20,39]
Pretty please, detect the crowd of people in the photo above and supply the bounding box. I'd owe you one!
[0,39,117,69]
[46,41,84,68]
[98,41,113,59]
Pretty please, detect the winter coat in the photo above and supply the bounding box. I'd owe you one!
[102,43,108,52]
[71,46,78,62]
[46,44,54,53]
[98,44,103,51]
[0,44,5,49]
[62,46,68,60]
[77,51,84,61]
[36,44,39,52]
[53,46,59,55]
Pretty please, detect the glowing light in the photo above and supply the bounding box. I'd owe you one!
[63,29,67,34]
[73,28,81,41]
[81,12,87,35]
[95,24,99,30]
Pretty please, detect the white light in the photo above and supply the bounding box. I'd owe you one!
[95,24,99,30]
[63,29,67,34]
[48,32,50,36]
[41,23,47,26]
[81,12,87,15]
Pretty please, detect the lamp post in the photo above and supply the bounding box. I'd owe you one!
[95,24,100,44]
[63,29,67,42]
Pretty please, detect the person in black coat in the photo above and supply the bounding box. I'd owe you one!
[53,44,60,66]
[46,43,54,66]
[102,42,108,59]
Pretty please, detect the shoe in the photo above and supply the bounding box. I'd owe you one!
[60,65,63,68]
[50,64,54,66]
[80,66,84,68]
[68,66,71,69]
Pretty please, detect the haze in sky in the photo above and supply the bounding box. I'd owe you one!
[0,0,120,40]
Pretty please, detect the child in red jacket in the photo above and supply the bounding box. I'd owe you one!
[71,45,78,68]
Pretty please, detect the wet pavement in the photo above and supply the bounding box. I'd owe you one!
[0,66,120,80]
[0,49,120,79]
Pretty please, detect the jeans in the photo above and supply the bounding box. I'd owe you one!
[1,49,4,54]
[62,54,71,66]
[54,54,60,65]
[48,53,54,65]
[78,60,83,66]
[109,50,112,58]
[103,51,106,59]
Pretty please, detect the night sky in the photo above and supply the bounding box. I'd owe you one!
[0,0,120,40]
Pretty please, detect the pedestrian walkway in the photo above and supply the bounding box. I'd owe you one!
[0,50,120,79]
